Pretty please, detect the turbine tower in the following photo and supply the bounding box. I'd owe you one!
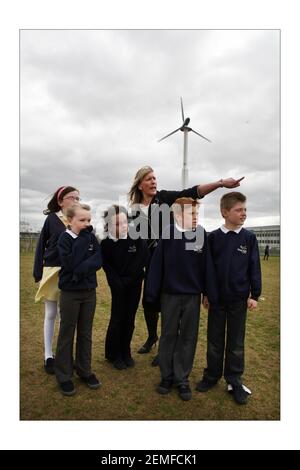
[158,97,211,189]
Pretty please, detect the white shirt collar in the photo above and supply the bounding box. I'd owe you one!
[108,233,128,242]
[220,224,243,234]
[175,222,192,233]
[66,229,78,239]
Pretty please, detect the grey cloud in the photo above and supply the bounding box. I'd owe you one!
[20,29,280,231]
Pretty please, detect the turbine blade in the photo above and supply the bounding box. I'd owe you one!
[190,128,212,143]
[158,127,182,142]
[180,97,185,123]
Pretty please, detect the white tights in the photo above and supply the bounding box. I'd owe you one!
[44,300,59,360]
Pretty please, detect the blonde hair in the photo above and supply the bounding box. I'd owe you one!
[220,192,246,211]
[128,165,154,205]
[66,203,91,220]
[172,197,199,216]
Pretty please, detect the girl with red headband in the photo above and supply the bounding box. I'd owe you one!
[33,186,80,374]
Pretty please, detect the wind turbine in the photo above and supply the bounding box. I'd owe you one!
[158,97,211,189]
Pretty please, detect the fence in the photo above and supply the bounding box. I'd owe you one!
[20,233,39,253]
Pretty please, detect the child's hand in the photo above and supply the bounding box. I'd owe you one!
[247,298,258,310]
[202,296,209,309]
[79,225,93,234]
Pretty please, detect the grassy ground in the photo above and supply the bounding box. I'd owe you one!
[20,253,279,420]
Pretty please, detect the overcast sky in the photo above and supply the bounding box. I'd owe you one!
[20,29,280,233]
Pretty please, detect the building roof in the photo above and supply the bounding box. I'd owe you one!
[245,225,280,231]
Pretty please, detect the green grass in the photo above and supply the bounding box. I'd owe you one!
[20,254,279,420]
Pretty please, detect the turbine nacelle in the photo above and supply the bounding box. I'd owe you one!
[182,117,190,128]
[158,97,211,143]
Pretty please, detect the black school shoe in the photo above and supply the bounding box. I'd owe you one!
[113,358,128,370]
[157,379,173,395]
[231,384,249,405]
[44,357,55,375]
[59,380,76,396]
[123,356,135,368]
[177,384,192,401]
[80,373,101,390]
[196,377,218,392]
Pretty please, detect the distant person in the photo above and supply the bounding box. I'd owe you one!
[55,203,102,396]
[264,244,270,260]
[101,205,149,370]
[196,192,262,405]
[128,165,244,366]
[33,186,80,374]
[145,198,218,401]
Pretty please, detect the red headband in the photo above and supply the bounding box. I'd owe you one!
[56,186,67,202]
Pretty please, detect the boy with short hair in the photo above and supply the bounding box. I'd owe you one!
[145,198,218,401]
[196,192,262,405]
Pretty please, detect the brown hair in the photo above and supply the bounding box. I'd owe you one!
[103,205,128,233]
[172,197,199,216]
[220,192,246,211]
[66,203,91,220]
[128,166,154,205]
[43,186,79,215]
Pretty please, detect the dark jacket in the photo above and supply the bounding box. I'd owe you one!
[101,236,149,292]
[58,226,102,290]
[33,213,66,282]
[129,186,202,255]
[208,228,262,301]
[145,224,218,304]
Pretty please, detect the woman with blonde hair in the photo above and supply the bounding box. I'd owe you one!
[128,166,244,365]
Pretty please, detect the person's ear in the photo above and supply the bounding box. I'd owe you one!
[173,211,181,224]
[221,208,227,218]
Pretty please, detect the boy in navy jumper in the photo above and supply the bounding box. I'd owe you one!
[55,203,102,396]
[145,198,218,401]
[101,205,149,370]
[196,192,262,405]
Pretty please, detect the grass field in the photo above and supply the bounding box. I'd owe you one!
[20,253,280,420]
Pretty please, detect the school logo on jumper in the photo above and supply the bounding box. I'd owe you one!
[237,245,247,255]
[128,245,137,253]
[88,244,94,251]
[193,244,203,253]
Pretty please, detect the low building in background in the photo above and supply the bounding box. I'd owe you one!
[245,225,280,256]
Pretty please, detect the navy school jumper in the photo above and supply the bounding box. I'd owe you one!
[58,226,102,290]
[145,224,218,305]
[101,236,149,362]
[33,212,67,282]
[207,228,262,302]
[101,236,149,290]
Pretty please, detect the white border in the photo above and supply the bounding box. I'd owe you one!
[1,0,299,451]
